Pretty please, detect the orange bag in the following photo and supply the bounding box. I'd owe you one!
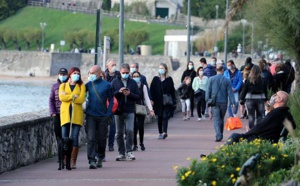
[225,117,243,131]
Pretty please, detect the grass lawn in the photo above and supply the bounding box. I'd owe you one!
[0,6,184,54]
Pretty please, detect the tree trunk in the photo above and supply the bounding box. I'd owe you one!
[13,41,19,50]
[26,41,30,50]
[1,39,6,49]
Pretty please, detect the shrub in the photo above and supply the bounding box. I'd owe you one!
[288,88,300,137]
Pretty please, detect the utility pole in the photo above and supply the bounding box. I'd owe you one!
[94,2,101,65]
[224,0,229,63]
[186,0,191,63]
[118,0,124,67]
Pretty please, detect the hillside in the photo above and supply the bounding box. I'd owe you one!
[0,6,184,54]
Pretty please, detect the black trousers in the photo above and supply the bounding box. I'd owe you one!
[133,114,146,146]
[196,99,206,118]
[190,90,195,116]
[52,114,62,142]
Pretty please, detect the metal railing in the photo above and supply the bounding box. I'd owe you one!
[27,1,186,26]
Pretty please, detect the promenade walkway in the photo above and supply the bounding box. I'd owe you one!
[0,113,247,186]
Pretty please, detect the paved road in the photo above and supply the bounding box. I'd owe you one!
[0,113,247,186]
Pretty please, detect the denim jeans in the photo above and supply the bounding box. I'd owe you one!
[108,117,116,147]
[226,133,245,145]
[62,123,81,147]
[246,99,264,129]
[86,115,108,163]
[115,112,135,156]
[211,103,227,140]
[157,107,171,134]
[227,92,239,117]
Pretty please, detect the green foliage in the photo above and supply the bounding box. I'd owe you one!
[0,0,27,21]
[0,26,8,48]
[101,0,111,11]
[111,3,120,12]
[125,30,149,48]
[176,139,296,186]
[288,88,300,137]
[124,1,150,16]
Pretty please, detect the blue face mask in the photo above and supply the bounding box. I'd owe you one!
[133,77,140,84]
[58,75,67,82]
[71,74,80,82]
[121,73,129,79]
[89,74,97,81]
[188,65,194,70]
[130,68,136,74]
[158,69,165,75]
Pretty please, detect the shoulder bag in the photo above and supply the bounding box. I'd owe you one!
[161,78,173,106]
[135,84,148,116]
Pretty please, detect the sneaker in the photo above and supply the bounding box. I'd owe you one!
[197,118,201,121]
[163,133,168,139]
[126,152,136,161]
[96,159,103,168]
[201,115,206,120]
[233,114,237,118]
[158,134,164,140]
[132,145,138,151]
[89,161,97,169]
[116,154,126,161]
[140,144,145,151]
[183,116,187,121]
[109,145,114,151]
[102,157,106,162]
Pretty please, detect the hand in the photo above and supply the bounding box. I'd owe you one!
[122,89,130,96]
[51,114,56,117]
[151,100,154,106]
[73,95,79,98]
[231,104,236,110]
[119,87,126,93]
[149,110,155,117]
[232,88,236,92]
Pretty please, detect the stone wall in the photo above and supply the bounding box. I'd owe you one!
[0,109,86,174]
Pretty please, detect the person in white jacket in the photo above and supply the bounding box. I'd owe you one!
[192,67,209,121]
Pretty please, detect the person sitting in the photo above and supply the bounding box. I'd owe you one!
[226,91,296,145]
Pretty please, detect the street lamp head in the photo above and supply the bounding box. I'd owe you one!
[40,22,47,29]
[215,5,219,10]
[190,22,194,28]
[241,19,247,25]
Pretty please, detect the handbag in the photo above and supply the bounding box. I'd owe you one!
[135,104,147,116]
[163,94,173,106]
[225,117,243,131]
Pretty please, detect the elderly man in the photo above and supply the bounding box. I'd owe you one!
[85,65,114,169]
[226,91,296,145]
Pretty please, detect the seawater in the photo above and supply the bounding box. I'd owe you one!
[0,80,51,118]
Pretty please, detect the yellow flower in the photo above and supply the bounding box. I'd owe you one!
[282,154,288,158]
[172,165,178,171]
[273,143,277,147]
[192,171,195,175]
[186,157,191,161]
[226,153,229,156]
[181,175,185,181]
[221,165,225,169]
[232,178,236,183]
[212,180,217,186]
[211,158,217,162]
[201,157,207,161]
[185,171,191,177]
[270,156,276,161]
[230,174,234,178]
[236,167,241,172]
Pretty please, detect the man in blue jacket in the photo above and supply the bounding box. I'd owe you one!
[111,63,140,161]
[223,60,243,117]
[85,65,114,169]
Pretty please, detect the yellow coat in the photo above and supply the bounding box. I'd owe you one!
[59,82,86,126]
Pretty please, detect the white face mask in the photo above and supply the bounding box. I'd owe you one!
[110,66,116,73]
[199,71,204,76]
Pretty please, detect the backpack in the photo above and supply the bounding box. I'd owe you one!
[106,97,119,114]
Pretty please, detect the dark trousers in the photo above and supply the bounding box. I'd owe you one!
[52,114,62,142]
[226,133,258,145]
[196,99,206,118]
[190,90,195,116]
[133,114,145,146]
[108,117,116,147]
[86,115,108,163]
[157,107,170,134]
[246,99,264,129]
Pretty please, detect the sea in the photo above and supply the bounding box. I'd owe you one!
[0,79,51,118]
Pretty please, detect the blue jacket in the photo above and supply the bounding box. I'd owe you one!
[203,64,217,78]
[223,68,243,92]
[111,77,140,114]
[85,78,114,117]
[206,74,235,105]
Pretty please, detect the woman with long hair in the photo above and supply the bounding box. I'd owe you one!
[240,65,268,130]
[59,67,86,169]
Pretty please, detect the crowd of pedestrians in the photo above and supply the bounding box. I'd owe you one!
[49,56,296,169]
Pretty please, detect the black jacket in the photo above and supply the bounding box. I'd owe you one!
[240,78,268,101]
[150,76,176,116]
[244,107,296,143]
[111,77,140,114]
[177,83,192,100]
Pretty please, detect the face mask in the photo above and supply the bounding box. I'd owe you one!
[121,73,129,79]
[211,62,216,66]
[133,77,140,83]
[89,74,97,82]
[130,68,136,74]
[227,66,232,70]
[111,66,116,73]
[199,71,204,76]
[158,69,165,75]
[58,75,67,82]
[71,74,80,82]
[188,65,194,70]
[269,95,277,106]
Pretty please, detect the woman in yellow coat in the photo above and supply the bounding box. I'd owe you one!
[59,67,86,169]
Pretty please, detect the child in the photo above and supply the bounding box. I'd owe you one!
[177,76,192,120]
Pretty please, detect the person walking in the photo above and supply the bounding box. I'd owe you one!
[49,68,68,163]
[240,65,268,130]
[150,63,176,140]
[111,63,140,161]
[131,71,155,151]
[59,67,86,169]
[181,61,196,117]
[206,66,235,142]
[192,67,209,121]
[178,76,193,120]
[223,60,243,117]
[85,65,114,169]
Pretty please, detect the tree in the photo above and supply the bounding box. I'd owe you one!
[0,0,27,21]
[74,29,89,49]
[0,27,8,48]
[101,0,111,11]
[22,28,37,50]
[3,29,19,49]
[64,31,77,49]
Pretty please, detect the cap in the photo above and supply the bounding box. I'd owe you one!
[58,68,68,75]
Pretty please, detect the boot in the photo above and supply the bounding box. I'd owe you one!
[71,147,79,169]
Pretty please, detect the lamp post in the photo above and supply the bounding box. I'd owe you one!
[94,2,101,65]
[214,5,219,55]
[40,22,47,52]
[224,0,229,63]
[119,0,125,66]
[191,21,194,55]
[186,0,191,63]
[241,19,247,58]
